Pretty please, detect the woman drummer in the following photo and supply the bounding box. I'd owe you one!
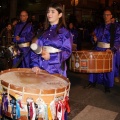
[30,2,73,77]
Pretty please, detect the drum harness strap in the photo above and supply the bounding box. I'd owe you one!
[110,23,116,48]
[14,21,29,48]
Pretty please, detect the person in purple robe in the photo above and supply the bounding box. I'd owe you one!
[68,22,79,51]
[30,2,73,77]
[68,22,78,44]
[13,10,34,68]
[86,8,120,92]
[111,17,120,83]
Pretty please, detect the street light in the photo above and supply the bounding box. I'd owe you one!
[71,0,79,15]
[71,0,79,6]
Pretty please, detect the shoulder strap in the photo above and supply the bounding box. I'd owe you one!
[110,23,116,48]
[18,21,29,36]
[32,30,45,43]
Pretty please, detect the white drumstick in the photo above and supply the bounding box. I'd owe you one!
[30,43,42,54]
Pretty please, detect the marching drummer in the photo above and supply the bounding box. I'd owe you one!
[12,10,34,68]
[30,2,73,77]
[86,7,120,92]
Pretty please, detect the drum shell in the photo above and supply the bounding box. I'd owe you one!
[0,46,13,70]
[69,50,113,73]
[0,68,70,119]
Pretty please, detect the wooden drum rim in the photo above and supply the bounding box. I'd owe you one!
[0,68,70,95]
[72,50,113,54]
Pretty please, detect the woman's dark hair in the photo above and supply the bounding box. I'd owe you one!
[44,2,66,33]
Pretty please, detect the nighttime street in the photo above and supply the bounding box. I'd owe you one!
[2,70,120,120]
[0,0,120,120]
[67,70,120,120]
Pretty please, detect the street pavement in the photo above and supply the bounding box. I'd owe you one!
[67,70,120,120]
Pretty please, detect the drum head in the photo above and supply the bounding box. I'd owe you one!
[0,68,69,90]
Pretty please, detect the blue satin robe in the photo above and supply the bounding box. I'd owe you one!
[13,22,34,68]
[30,25,73,77]
[89,23,120,87]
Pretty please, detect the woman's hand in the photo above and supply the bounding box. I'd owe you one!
[32,66,42,74]
[41,50,50,60]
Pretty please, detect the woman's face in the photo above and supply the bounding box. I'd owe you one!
[47,7,62,25]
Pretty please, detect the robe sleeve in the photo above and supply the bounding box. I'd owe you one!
[30,51,40,67]
[48,31,73,64]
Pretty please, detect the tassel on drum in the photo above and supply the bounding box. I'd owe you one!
[9,94,20,120]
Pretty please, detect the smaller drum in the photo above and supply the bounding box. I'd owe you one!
[0,45,13,59]
[69,50,113,73]
[0,68,70,120]
[0,46,6,58]
[7,43,18,58]
[0,46,13,70]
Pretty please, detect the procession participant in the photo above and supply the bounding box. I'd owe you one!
[13,10,34,68]
[31,2,73,77]
[86,8,120,92]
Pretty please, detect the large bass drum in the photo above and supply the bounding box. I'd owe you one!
[0,68,70,120]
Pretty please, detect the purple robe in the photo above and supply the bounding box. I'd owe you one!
[30,25,73,77]
[69,29,78,44]
[13,21,34,68]
[89,23,120,87]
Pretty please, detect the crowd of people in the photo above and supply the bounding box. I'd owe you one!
[0,3,74,75]
[0,2,120,93]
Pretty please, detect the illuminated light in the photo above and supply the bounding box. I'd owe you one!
[71,0,79,6]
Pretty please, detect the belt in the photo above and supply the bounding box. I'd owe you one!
[42,46,61,53]
[18,42,30,48]
[30,43,61,54]
[97,42,110,48]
